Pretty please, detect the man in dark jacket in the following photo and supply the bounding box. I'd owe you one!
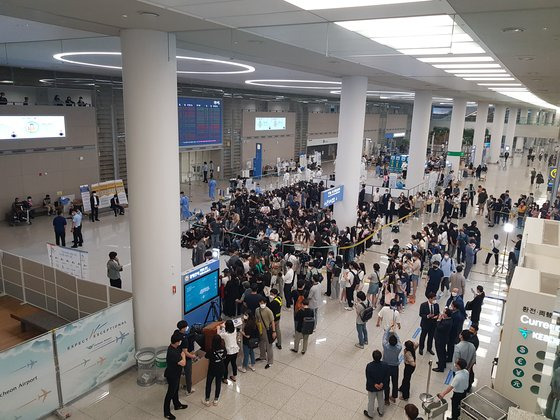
[364,349,389,418]
[465,285,485,326]
[433,309,453,372]
[419,293,439,355]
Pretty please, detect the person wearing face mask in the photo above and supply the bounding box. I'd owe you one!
[175,320,197,396]
[439,252,455,295]
[255,298,276,369]
[433,309,453,372]
[268,288,283,350]
[465,285,485,327]
[449,265,466,298]
[89,191,100,222]
[463,240,479,279]
[418,293,439,356]
[240,312,258,372]
[436,358,469,420]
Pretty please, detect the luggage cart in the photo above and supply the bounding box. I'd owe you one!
[461,386,518,419]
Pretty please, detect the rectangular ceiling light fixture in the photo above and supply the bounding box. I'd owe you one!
[399,42,485,56]
[477,83,522,86]
[463,77,515,81]
[419,56,494,63]
[455,74,511,78]
[287,0,432,11]
[445,69,506,74]
[434,64,501,69]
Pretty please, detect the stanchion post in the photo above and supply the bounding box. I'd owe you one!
[419,359,434,402]
[496,298,506,327]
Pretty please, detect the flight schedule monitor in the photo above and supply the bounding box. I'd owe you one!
[183,269,219,313]
[178,97,222,147]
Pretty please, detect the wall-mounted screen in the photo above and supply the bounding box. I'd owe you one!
[184,269,219,313]
[255,117,286,131]
[0,116,66,140]
[178,97,222,147]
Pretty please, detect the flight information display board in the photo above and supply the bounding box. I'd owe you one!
[178,97,222,147]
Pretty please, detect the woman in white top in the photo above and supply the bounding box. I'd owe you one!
[484,234,501,266]
[438,228,448,253]
[219,319,240,383]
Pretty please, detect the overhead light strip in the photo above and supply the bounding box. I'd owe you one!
[286,0,432,11]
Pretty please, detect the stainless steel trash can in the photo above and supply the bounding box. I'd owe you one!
[155,346,168,385]
[135,347,156,387]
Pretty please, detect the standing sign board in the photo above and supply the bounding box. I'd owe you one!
[56,299,135,405]
[80,185,91,212]
[47,243,89,280]
[182,259,221,326]
[0,334,59,420]
[320,185,344,208]
[89,180,129,209]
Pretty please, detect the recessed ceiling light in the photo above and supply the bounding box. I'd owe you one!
[139,11,159,17]
[489,88,528,92]
[477,83,522,86]
[517,56,535,61]
[463,77,515,81]
[455,74,511,78]
[245,79,340,89]
[121,14,128,18]
[0,80,13,84]
[502,27,524,33]
[284,0,431,10]
[434,64,501,69]
[419,56,494,63]
[399,42,485,56]
[53,52,256,74]
[445,69,506,74]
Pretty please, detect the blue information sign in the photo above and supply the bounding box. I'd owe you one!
[320,185,344,208]
[182,259,221,325]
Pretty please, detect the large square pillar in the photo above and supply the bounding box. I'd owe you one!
[447,98,467,172]
[473,102,489,166]
[489,105,506,163]
[406,91,432,188]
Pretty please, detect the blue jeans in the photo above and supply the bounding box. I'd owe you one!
[356,323,368,346]
[242,343,255,368]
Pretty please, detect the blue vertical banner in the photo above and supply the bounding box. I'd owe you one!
[0,333,59,419]
[253,143,263,179]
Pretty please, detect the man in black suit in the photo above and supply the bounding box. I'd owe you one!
[433,309,453,372]
[90,191,100,222]
[419,293,439,356]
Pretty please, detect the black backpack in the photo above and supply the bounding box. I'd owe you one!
[301,317,315,335]
[333,264,342,277]
[360,301,374,323]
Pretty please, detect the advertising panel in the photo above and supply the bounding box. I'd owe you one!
[114,179,128,205]
[255,117,286,131]
[320,185,344,208]
[0,115,66,140]
[90,181,115,208]
[56,299,135,405]
[80,184,91,213]
[47,243,89,280]
[0,334,59,419]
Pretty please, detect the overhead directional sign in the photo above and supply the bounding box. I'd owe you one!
[320,185,344,208]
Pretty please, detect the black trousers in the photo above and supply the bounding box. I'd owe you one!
[384,365,399,400]
[223,353,238,379]
[55,231,66,247]
[451,391,466,419]
[110,278,122,289]
[419,326,435,352]
[435,338,447,370]
[456,246,465,264]
[112,205,124,216]
[485,252,499,265]
[284,283,293,308]
[203,171,208,182]
[90,207,99,221]
[399,364,415,400]
[163,374,181,416]
[205,369,223,400]
[467,367,475,392]
[326,271,332,296]
[72,226,83,245]
[346,286,354,308]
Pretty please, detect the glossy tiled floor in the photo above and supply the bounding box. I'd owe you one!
[1,152,553,419]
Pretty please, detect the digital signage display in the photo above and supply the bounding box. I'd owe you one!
[255,117,286,131]
[0,116,66,140]
[178,97,222,147]
[183,269,219,313]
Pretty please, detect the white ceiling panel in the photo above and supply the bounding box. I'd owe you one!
[173,0,300,18]
[216,11,325,28]
[0,15,102,43]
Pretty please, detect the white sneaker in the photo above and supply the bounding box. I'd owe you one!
[213,399,219,406]
[203,400,211,407]
[249,365,256,371]
[239,367,247,373]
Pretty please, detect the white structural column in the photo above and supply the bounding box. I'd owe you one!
[473,101,489,166]
[545,112,554,125]
[333,76,368,229]
[517,108,528,151]
[504,107,518,152]
[406,91,432,189]
[447,98,467,172]
[489,105,506,163]
[121,30,182,348]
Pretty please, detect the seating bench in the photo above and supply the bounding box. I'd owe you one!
[10,312,67,333]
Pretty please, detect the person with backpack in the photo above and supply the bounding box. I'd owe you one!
[355,291,373,349]
[202,335,227,407]
[239,312,258,373]
[291,298,314,354]
[344,261,360,310]
[291,281,308,330]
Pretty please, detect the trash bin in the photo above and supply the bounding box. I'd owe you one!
[135,347,156,387]
[155,346,168,385]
